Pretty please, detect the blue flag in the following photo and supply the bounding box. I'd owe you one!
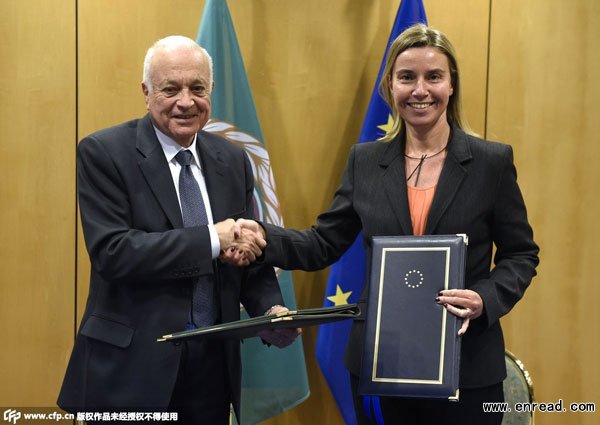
[315,1,428,424]
[196,1,310,424]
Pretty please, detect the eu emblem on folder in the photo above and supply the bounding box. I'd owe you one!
[359,234,467,400]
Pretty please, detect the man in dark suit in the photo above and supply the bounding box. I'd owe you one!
[58,35,297,424]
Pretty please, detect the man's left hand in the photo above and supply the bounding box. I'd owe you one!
[257,305,301,348]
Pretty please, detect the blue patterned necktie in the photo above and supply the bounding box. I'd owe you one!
[174,149,216,328]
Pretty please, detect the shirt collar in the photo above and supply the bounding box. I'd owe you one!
[153,126,201,168]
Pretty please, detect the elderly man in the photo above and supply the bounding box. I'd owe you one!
[58,35,296,424]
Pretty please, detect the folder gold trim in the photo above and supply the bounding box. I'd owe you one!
[371,247,451,385]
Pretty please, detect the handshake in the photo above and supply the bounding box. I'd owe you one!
[215,218,267,267]
[215,218,301,348]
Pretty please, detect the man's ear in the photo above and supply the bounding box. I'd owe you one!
[141,83,150,110]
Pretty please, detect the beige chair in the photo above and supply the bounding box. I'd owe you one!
[502,350,535,425]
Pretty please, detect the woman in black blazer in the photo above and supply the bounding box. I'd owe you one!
[237,24,539,425]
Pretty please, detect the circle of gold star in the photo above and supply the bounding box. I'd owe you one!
[404,269,424,289]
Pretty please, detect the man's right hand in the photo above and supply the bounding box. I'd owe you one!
[215,219,266,266]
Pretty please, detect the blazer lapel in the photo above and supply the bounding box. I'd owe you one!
[196,133,231,223]
[136,115,183,228]
[425,127,471,234]
[380,134,414,235]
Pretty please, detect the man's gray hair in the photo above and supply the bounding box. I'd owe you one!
[142,35,213,92]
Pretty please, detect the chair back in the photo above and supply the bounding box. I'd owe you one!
[502,350,535,425]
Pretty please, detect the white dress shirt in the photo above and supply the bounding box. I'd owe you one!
[154,126,221,259]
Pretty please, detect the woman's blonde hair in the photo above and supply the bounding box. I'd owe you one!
[378,24,474,141]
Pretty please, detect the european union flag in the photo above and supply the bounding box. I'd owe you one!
[196,1,309,424]
[315,1,428,423]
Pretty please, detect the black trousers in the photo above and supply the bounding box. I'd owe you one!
[351,374,504,425]
[168,339,230,425]
[87,340,230,425]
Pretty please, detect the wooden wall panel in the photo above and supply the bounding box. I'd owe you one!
[488,1,600,424]
[424,0,490,135]
[66,1,600,424]
[0,0,76,406]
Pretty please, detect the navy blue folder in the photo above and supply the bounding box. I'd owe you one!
[359,235,467,400]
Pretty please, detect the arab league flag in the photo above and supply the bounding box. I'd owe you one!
[315,1,428,424]
[196,1,310,424]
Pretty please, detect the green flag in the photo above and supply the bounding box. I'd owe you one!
[196,1,310,423]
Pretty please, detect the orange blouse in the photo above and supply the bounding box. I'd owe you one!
[407,184,436,236]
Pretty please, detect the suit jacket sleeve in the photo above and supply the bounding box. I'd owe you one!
[469,144,539,326]
[77,134,214,282]
[262,144,362,271]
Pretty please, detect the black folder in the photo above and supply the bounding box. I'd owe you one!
[359,235,467,401]
[157,304,360,342]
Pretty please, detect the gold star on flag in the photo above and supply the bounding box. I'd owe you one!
[377,114,394,134]
[327,285,352,306]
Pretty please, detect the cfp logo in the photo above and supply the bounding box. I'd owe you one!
[3,410,21,424]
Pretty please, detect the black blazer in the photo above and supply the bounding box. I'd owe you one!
[58,115,284,418]
[263,125,539,388]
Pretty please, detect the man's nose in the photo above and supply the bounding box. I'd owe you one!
[176,89,195,107]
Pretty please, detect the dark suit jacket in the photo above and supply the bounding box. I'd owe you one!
[58,115,284,419]
[263,125,539,388]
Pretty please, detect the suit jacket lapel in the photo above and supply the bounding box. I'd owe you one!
[196,132,231,223]
[425,127,472,234]
[136,115,183,228]
[380,134,413,235]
